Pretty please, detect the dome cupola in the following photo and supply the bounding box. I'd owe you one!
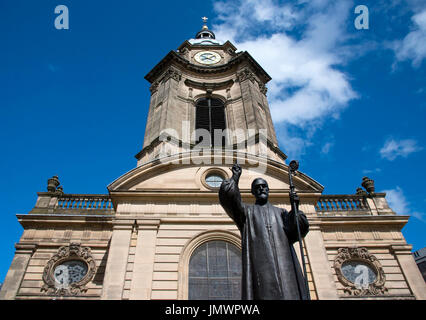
[190,17,221,45]
[195,17,216,40]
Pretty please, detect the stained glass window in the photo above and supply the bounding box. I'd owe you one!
[188,241,241,300]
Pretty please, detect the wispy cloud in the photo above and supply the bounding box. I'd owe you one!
[212,0,358,158]
[393,8,426,67]
[383,186,425,222]
[321,142,334,155]
[379,138,423,161]
[384,186,409,213]
[362,168,382,175]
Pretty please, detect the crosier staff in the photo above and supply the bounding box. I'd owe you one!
[288,160,311,300]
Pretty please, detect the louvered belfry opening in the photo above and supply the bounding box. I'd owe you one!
[195,98,226,148]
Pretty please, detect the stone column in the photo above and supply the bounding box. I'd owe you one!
[391,244,426,300]
[304,223,339,300]
[0,243,37,300]
[129,219,160,300]
[101,220,133,300]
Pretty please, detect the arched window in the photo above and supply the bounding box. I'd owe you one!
[188,240,241,300]
[195,98,226,147]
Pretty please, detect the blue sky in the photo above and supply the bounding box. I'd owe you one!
[0,0,425,283]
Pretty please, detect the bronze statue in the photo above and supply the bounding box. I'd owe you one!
[219,163,309,300]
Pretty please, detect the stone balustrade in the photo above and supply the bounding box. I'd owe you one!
[31,191,389,217]
[316,194,371,215]
[56,194,114,212]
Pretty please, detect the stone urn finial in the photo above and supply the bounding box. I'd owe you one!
[356,187,367,196]
[361,176,375,194]
[56,186,64,195]
[47,176,60,192]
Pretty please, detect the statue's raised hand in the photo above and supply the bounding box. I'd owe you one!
[232,163,242,182]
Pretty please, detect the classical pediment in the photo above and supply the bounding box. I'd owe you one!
[108,153,323,194]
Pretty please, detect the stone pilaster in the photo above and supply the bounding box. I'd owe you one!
[129,219,160,300]
[304,223,339,299]
[101,220,133,300]
[0,243,37,300]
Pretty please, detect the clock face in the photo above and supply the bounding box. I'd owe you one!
[194,51,221,65]
[54,260,88,287]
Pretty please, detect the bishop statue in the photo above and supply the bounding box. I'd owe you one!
[219,163,310,300]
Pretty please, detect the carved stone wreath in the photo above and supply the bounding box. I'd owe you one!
[41,243,97,296]
[334,247,387,296]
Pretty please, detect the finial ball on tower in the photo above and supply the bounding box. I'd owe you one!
[201,16,208,29]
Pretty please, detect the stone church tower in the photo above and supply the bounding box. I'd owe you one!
[1,22,425,300]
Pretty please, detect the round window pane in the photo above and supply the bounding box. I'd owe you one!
[341,261,376,288]
[54,260,88,287]
[205,174,224,188]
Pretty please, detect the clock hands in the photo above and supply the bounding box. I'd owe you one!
[195,51,221,65]
[200,54,216,62]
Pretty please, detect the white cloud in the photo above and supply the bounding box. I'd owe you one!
[384,186,409,214]
[362,168,382,175]
[394,8,426,67]
[379,138,423,161]
[274,125,313,159]
[213,0,299,36]
[383,186,425,221]
[212,0,357,158]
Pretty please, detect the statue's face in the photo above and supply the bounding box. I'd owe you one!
[251,178,269,202]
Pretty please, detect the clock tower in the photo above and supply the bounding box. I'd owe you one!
[136,21,285,166]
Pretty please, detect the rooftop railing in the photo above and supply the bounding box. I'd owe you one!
[56,194,114,213]
[316,194,371,215]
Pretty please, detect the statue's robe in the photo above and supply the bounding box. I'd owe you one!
[219,178,309,300]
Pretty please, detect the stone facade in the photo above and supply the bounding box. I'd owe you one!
[1,29,425,301]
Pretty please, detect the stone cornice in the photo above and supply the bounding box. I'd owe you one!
[18,241,109,249]
[109,190,321,198]
[390,244,414,254]
[17,214,114,228]
[317,215,409,227]
[14,243,37,254]
[135,132,287,162]
[184,78,234,91]
[144,50,272,85]
[177,40,238,53]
